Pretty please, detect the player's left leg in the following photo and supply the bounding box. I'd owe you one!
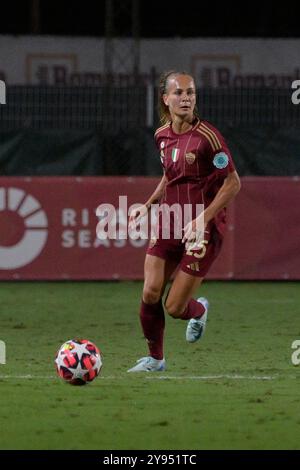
[164,228,223,342]
[164,271,209,343]
[164,270,205,320]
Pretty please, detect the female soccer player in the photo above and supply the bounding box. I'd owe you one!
[128,71,241,372]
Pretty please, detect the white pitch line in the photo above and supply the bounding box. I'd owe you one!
[0,375,57,379]
[145,374,277,380]
[0,374,279,380]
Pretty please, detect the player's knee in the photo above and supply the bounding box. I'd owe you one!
[143,286,161,305]
[164,298,184,318]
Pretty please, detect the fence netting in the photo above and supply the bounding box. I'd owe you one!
[0,86,299,176]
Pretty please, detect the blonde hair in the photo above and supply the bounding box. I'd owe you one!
[158,70,199,125]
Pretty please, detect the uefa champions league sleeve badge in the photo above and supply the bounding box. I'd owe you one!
[213,152,229,169]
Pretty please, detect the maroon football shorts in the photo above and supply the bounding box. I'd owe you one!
[146,225,223,277]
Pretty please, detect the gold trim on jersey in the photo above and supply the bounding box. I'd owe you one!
[191,118,200,131]
[199,123,222,150]
[196,128,217,151]
[155,119,199,137]
[154,122,170,137]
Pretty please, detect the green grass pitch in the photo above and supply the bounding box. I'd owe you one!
[0,281,299,450]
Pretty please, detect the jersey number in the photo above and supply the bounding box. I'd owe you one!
[186,240,208,258]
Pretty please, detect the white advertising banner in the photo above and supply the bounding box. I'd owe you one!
[0,35,299,87]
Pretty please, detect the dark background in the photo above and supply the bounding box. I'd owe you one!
[1,0,299,178]
[0,0,299,38]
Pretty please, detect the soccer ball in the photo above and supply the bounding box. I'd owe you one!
[55,339,102,385]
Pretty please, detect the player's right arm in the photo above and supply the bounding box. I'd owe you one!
[144,173,168,209]
[129,174,168,226]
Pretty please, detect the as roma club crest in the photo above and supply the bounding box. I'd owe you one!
[185,152,196,165]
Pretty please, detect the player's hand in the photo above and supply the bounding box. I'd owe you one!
[128,204,149,230]
[182,216,205,250]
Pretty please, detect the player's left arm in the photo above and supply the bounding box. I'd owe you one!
[182,170,240,244]
[203,170,241,226]
[182,126,240,244]
[202,126,241,226]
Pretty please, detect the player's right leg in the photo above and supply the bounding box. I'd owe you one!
[127,254,177,372]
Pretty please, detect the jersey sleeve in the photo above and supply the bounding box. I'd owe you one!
[198,123,236,179]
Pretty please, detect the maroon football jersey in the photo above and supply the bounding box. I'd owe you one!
[154,118,236,235]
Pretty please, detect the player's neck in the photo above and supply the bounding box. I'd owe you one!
[171,116,195,134]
